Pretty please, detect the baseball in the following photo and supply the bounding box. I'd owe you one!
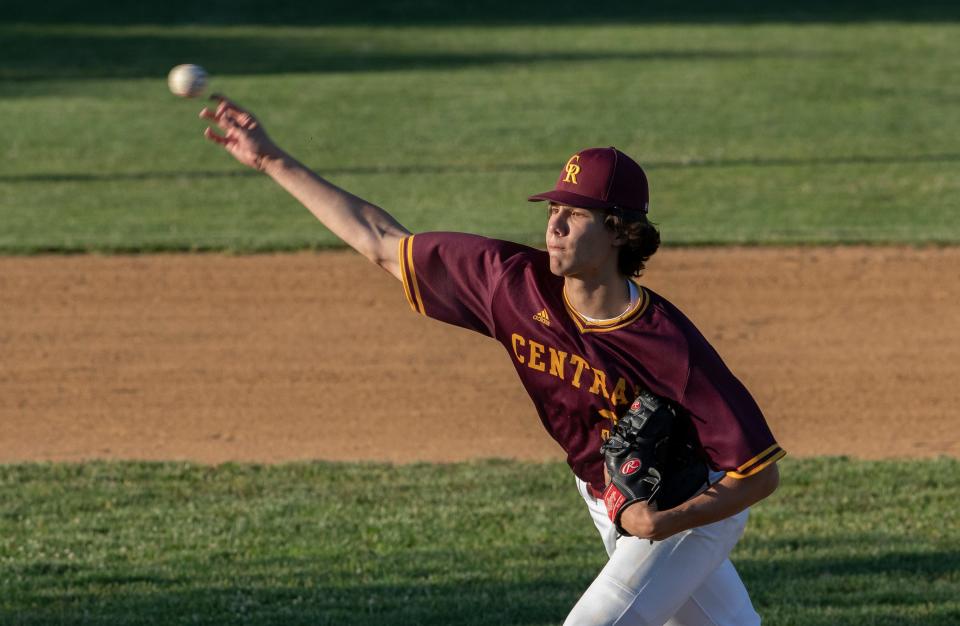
[167,64,208,98]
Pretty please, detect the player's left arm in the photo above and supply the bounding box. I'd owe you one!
[618,462,780,541]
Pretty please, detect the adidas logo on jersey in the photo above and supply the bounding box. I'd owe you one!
[532,309,551,326]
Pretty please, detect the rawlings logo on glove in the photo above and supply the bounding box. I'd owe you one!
[601,389,709,536]
[620,459,641,475]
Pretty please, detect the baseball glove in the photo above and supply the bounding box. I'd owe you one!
[601,389,709,535]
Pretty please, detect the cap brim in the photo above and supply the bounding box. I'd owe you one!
[527,190,616,211]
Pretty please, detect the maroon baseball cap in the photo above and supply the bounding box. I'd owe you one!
[528,147,649,214]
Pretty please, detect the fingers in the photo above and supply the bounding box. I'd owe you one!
[209,92,236,108]
[199,93,232,118]
[233,111,255,128]
[210,93,248,120]
[199,106,230,134]
[198,107,241,134]
[203,126,233,146]
[199,96,255,134]
[200,94,260,154]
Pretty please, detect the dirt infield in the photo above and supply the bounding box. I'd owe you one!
[1,246,957,464]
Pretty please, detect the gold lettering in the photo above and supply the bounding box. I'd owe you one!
[589,368,610,398]
[569,355,589,388]
[511,334,526,364]
[562,155,581,184]
[548,347,568,379]
[598,409,618,425]
[611,377,629,406]
[528,340,546,372]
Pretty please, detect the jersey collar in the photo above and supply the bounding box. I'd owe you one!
[562,282,649,334]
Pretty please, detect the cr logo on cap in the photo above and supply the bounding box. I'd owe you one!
[562,155,581,185]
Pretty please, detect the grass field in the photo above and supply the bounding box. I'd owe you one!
[1,19,958,251]
[1,458,958,625]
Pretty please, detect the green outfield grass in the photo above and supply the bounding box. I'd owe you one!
[1,19,958,252]
[0,458,957,625]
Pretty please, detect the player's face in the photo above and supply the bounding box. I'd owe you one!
[545,203,620,279]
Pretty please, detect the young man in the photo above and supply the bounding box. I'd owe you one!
[201,95,784,625]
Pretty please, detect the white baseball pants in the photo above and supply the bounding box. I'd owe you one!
[564,477,761,626]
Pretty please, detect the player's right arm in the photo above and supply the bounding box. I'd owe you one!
[200,94,410,281]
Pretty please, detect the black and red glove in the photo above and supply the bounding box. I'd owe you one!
[601,389,709,535]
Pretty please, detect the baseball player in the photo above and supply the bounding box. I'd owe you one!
[201,95,785,625]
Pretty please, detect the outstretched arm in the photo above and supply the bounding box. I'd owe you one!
[200,95,411,280]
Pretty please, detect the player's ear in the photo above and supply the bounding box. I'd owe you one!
[604,213,628,247]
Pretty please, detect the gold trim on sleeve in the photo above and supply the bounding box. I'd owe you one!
[735,443,780,473]
[726,448,787,479]
[405,235,425,315]
[399,236,418,312]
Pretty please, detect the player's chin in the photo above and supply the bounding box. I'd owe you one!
[547,249,575,276]
[547,257,570,277]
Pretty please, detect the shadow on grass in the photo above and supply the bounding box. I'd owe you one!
[6,550,959,625]
[4,0,960,26]
[0,28,831,84]
[742,548,960,581]
[740,549,960,625]
[3,152,959,185]
[4,573,585,626]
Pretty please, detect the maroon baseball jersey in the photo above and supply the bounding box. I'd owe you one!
[399,232,785,493]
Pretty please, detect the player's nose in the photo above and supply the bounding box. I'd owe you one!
[547,213,568,236]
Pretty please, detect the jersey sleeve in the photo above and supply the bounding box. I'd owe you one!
[398,232,533,337]
[681,338,786,479]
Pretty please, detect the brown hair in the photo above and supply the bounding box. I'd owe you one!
[603,209,661,277]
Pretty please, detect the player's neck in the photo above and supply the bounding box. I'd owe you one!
[563,272,632,321]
